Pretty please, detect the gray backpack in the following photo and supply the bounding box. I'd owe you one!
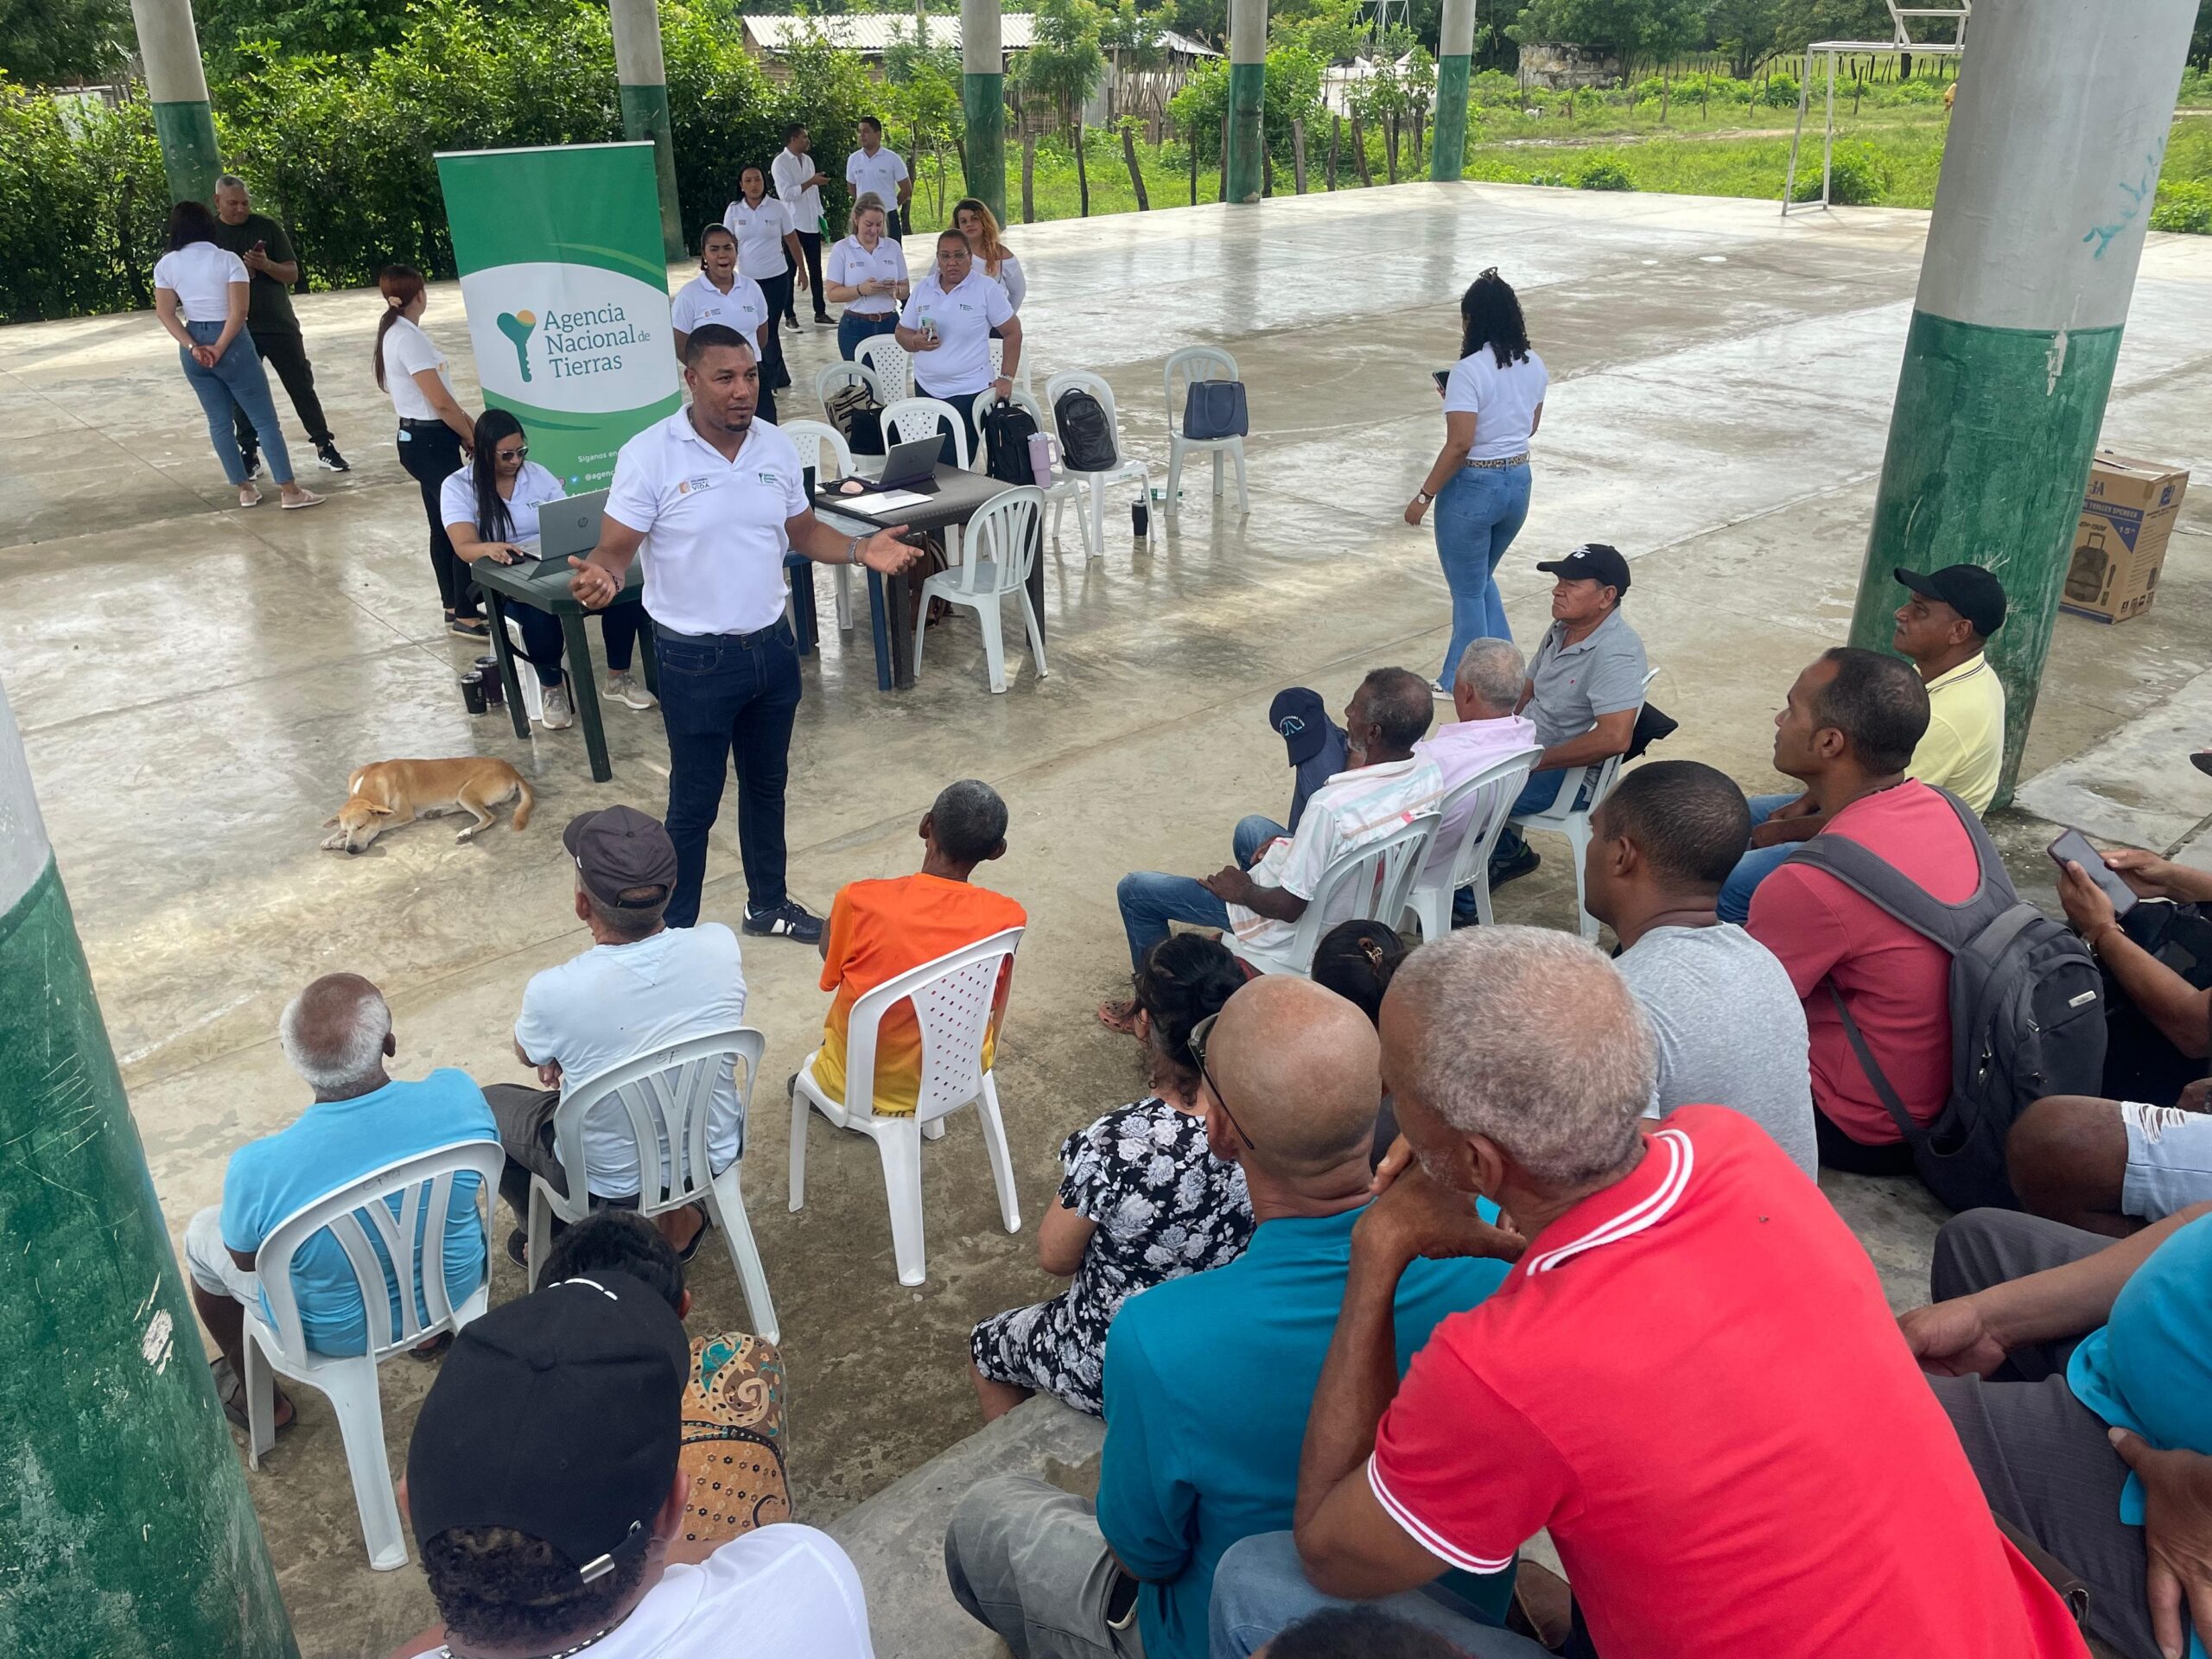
[1783,788,2106,1211]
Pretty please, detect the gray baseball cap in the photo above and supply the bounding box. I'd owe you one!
[563,806,678,907]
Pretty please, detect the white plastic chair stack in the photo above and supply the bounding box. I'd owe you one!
[1163,345,1249,518]
[1227,811,1441,977]
[1044,371,1154,559]
[855,335,912,404]
[524,1028,779,1344]
[789,926,1026,1286]
[242,1139,504,1571]
[1402,747,1543,940]
[912,486,1047,694]
[881,396,970,471]
[778,419,856,632]
[1510,669,1661,941]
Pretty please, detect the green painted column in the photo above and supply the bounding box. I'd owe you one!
[1847,0,2198,805]
[961,0,1007,227]
[1430,0,1474,181]
[1226,0,1267,205]
[611,0,686,260]
[130,0,219,204]
[0,681,297,1658]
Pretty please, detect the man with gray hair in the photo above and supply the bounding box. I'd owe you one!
[184,972,495,1434]
[1412,638,1538,926]
[1213,926,2089,1658]
[208,173,349,474]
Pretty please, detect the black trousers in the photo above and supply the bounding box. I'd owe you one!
[233,327,331,448]
[394,422,479,619]
[796,230,829,320]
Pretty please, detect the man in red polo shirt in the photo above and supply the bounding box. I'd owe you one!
[1745,646,1980,1175]
[1211,927,2087,1659]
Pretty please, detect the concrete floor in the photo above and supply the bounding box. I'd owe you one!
[3,183,2209,1657]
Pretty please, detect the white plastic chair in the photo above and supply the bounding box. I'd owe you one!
[1045,370,1154,559]
[987,335,1032,393]
[1510,670,1660,941]
[815,358,880,413]
[912,486,1047,694]
[1164,346,1249,518]
[789,926,1026,1286]
[779,419,856,632]
[1227,811,1441,977]
[524,1028,779,1345]
[882,396,970,471]
[499,611,547,724]
[855,335,912,404]
[242,1140,503,1571]
[1402,747,1543,940]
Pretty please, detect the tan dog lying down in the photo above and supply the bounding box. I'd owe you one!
[321,759,534,854]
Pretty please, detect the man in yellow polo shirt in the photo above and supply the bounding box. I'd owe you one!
[1891,563,2007,813]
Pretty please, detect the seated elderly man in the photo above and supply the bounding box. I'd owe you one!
[945,976,1514,1659]
[1484,544,1648,888]
[488,806,746,1265]
[186,972,496,1433]
[1211,927,2089,1659]
[1109,668,1441,1003]
[1414,637,1540,926]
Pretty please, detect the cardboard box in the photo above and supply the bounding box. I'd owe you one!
[2062,450,2190,623]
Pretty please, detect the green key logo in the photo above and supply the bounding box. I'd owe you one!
[496,309,538,382]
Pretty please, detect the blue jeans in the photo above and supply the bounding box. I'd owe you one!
[1116,815,1283,973]
[509,600,644,690]
[1208,1532,1539,1659]
[838,309,898,360]
[654,620,802,926]
[1433,462,1530,685]
[1719,791,1799,924]
[181,321,295,486]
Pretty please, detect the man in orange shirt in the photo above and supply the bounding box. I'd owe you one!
[811,780,1026,1114]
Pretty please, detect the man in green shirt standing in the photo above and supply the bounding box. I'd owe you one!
[210,175,349,474]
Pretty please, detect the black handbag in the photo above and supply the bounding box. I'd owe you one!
[1181,378,1249,441]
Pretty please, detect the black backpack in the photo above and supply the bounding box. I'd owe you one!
[979,397,1039,484]
[1053,385,1118,473]
[1783,788,2107,1211]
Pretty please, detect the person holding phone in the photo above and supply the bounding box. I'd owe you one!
[896,232,1020,469]
[1404,270,1546,694]
[825,194,909,362]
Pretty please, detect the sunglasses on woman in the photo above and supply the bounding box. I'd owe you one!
[495,443,528,463]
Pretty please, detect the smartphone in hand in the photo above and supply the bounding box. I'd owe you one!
[2048,829,2138,915]
[1431,369,1451,393]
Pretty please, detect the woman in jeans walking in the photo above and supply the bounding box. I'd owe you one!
[152,201,321,512]
[1404,269,1547,693]
[374,264,484,638]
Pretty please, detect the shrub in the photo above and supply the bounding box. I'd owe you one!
[1763,73,1800,108]
[1790,138,1891,206]
[2151,179,2212,235]
[1527,170,1568,188]
[1573,156,1635,191]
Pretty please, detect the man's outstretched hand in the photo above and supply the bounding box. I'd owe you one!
[854,526,926,575]
[569,556,620,610]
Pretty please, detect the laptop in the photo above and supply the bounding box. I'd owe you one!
[536,489,610,563]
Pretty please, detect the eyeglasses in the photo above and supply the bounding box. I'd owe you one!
[1186,1012,1261,1152]
[496,444,528,462]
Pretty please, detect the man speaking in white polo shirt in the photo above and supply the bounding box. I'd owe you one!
[569,323,922,943]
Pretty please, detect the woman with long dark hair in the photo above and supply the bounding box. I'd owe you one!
[151,200,321,511]
[440,410,651,729]
[1405,269,1548,691]
[374,264,484,636]
[671,223,778,424]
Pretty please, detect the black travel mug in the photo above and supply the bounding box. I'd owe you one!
[1132,500,1149,538]
[474,655,505,705]
[460,671,487,715]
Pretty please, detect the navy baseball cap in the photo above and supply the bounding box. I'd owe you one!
[1896,564,2006,638]
[1270,688,1332,766]
[1536,543,1631,594]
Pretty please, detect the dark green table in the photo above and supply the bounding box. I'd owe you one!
[467,555,656,784]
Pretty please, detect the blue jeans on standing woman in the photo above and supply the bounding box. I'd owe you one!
[180,321,295,486]
[654,620,803,928]
[838,308,898,360]
[1433,461,1531,685]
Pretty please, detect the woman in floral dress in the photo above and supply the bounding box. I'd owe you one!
[969,934,1252,1418]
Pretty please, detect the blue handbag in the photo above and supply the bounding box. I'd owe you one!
[1181,378,1249,441]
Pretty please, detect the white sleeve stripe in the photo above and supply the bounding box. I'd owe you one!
[1366,1455,1518,1576]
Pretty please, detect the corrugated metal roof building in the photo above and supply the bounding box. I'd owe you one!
[737,14,1217,62]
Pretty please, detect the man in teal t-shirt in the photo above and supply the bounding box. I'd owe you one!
[183,973,497,1432]
[944,978,1514,1659]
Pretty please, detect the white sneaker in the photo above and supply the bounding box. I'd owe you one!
[602,672,656,710]
[1432,681,1453,701]
[541,683,575,729]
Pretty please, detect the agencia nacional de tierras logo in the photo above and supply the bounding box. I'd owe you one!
[461,261,676,413]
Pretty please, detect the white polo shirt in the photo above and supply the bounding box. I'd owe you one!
[722,197,794,280]
[438,460,566,543]
[379,316,454,423]
[846,145,910,211]
[826,236,909,316]
[604,410,808,637]
[153,242,249,323]
[670,271,770,345]
[899,269,1014,400]
[772,147,823,230]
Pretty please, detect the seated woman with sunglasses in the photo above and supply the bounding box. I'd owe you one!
[440,410,651,730]
[968,935,1251,1421]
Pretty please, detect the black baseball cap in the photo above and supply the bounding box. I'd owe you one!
[1895,564,2006,638]
[405,1272,689,1580]
[1536,543,1631,595]
[563,806,678,908]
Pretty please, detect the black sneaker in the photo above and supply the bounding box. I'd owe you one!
[315,441,352,473]
[1488,844,1542,889]
[742,900,824,944]
[239,446,263,480]
[813,313,833,326]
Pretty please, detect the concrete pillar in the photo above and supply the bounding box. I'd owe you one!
[961,0,1007,227]
[1430,0,1475,181]
[0,680,298,1658]
[1226,0,1267,204]
[611,0,686,260]
[1846,0,2197,804]
[130,0,219,205]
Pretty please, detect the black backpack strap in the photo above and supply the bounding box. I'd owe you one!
[1779,786,2013,954]
[1827,986,1929,1148]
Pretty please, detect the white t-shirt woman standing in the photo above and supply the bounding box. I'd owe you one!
[374,264,485,636]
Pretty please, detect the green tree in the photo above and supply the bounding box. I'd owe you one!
[1510,0,1704,74]
[0,0,131,85]
[1011,0,1108,141]
[881,23,962,226]
[1705,0,1783,78]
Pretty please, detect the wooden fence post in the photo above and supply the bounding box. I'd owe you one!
[1189,125,1198,204]
[1122,124,1150,209]
[1218,113,1229,202]
[1326,112,1341,189]
[1073,118,1090,215]
[1290,116,1307,193]
[1350,108,1372,186]
[1021,131,1037,222]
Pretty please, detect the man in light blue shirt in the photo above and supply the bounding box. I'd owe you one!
[944,977,1515,1659]
[184,973,496,1433]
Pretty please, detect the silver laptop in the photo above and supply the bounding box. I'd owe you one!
[537,489,609,563]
